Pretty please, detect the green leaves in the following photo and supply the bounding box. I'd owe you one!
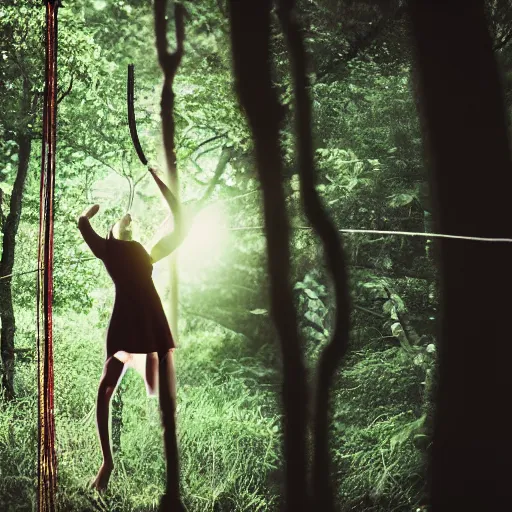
[304,288,319,299]
[249,308,268,315]
[388,192,416,208]
[389,414,426,453]
[295,272,330,345]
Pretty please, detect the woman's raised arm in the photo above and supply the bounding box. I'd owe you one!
[148,168,188,263]
[150,230,185,264]
[77,204,106,260]
[148,167,181,220]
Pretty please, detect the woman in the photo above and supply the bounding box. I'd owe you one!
[77,167,186,504]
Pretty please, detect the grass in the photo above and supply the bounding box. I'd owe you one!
[0,309,429,511]
[0,310,282,511]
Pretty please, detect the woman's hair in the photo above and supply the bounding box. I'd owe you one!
[113,216,134,241]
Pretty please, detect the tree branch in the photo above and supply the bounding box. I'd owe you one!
[134,170,149,187]
[349,263,434,281]
[57,76,73,104]
[197,146,233,207]
[194,143,224,161]
[316,2,406,82]
[353,303,385,319]
[216,187,260,204]
[74,146,124,178]
[384,287,422,346]
[228,1,309,508]
[181,304,252,340]
[189,159,209,183]
[188,132,228,157]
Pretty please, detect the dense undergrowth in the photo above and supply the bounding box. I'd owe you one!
[0,307,429,511]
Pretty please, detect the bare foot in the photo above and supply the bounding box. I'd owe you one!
[90,461,114,492]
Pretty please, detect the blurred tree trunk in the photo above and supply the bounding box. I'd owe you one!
[0,118,32,400]
[410,1,512,509]
[228,1,310,509]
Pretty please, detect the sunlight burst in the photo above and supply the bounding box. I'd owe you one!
[179,204,229,273]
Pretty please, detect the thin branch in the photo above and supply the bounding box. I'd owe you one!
[180,304,251,339]
[349,264,434,281]
[197,146,233,207]
[126,175,134,211]
[186,132,229,159]
[73,145,125,178]
[353,304,385,319]
[134,171,149,187]
[189,159,208,182]
[194,143,224,161]
[0,268,42,281]
[57,76,73,104]
[0,188,4,229]
[216,188,260,204]
[0,256,97,282]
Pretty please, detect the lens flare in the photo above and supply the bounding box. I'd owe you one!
[150,203,229,296]
[179,204,229,274]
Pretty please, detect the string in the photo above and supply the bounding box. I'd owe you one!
[229,226,512,242]
[2,225,512,283]
[127,63,148,166]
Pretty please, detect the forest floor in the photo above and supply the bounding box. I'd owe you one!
[0,309,426,511]
[0,310,281,512]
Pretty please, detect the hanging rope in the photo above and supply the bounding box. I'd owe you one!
[37,1,59,510]
[127,63,148,167]
[126,64,147,212]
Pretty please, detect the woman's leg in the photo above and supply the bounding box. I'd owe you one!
[145,352,159,397]
[91,355,126,492]
[158,349,183,510]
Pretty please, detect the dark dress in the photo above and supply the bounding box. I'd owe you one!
[79,219,175,359]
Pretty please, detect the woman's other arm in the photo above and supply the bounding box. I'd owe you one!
[148,167,180,219]
[149,229,186,264]
[148,168,189,263]
[77,204,106,259]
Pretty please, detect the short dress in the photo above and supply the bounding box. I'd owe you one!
[103,228,175,359]
[78,219,175,361]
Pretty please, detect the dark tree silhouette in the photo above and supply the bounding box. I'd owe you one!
[276,1,351,510]
[153,1,186,509]
[227,1,310,509]
[409,1,512,509]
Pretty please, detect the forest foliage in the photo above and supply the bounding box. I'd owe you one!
[2,0,512,510]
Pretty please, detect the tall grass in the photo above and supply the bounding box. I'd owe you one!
[1,310,429,511]
[0,311,282,511]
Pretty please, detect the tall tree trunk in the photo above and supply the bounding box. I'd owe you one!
[0,131,32,400]
[409,1,512,509]
[228,2,310,509]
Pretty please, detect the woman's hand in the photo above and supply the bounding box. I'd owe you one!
[81,204,100,219]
